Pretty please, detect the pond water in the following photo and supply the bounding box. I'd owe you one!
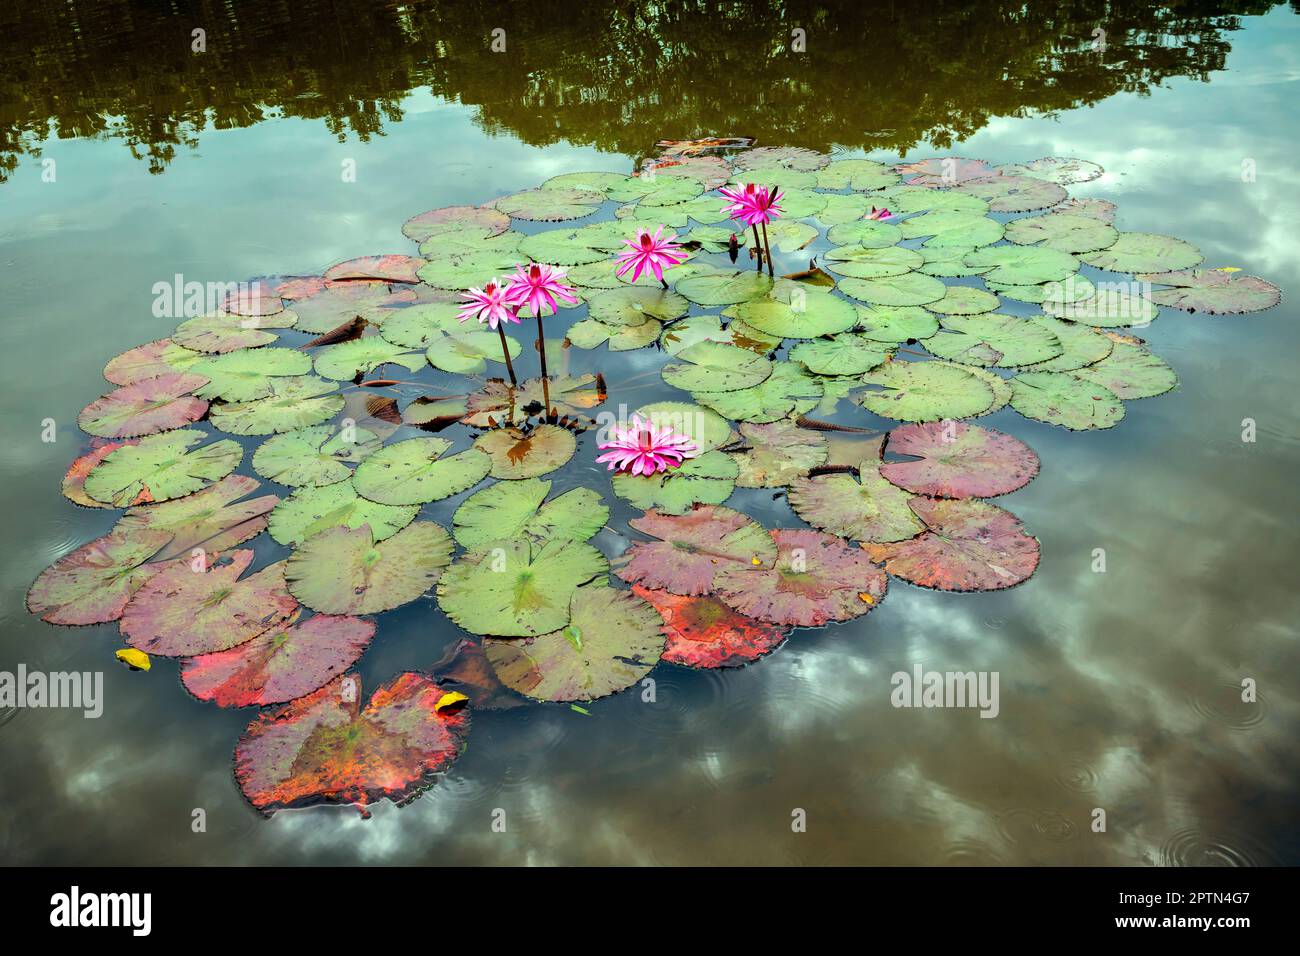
[1,0,1297,865]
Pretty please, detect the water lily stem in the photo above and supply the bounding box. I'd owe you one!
[761,221,774,277]
[751,224,763,272]
[536,312,552,411]
[497,324,518,385]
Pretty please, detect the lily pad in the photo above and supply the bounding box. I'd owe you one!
[209,376,344,435]
[189,348,312,402]
[83,429,243,506]
[996,157,1103,185]
[880,421,1039,498]
[662,341,774,392]
[122,551,298,656]
[729,287,859,338]
[658,314,781,356]
[895,157,996,188]
[269,481,418,545]
[924,285,1002,316]
[863,498,1040,591]
[1073,342,1178,399]
[462,374,605,427]
[838,272,947,307]
[314,338,426,381]
[961,246,1080,286]
[542,171,633,194]
[694,362,824,424]
[403,204,510,242]
[1136,269,1281,315]
[1080,232,1204,274]
[857,361,996,422]
[252,423,382,487]
[632,401,734,453]
[918,246,993,278]
[566,317,662,351]
[633,585,790,669]
[115,474,278,560]
[1009,372,1125,430]
[953,174,1068,212]
[78,373,210,438]
[730,420,829,488]
[734,146,830,171]
[427,326,521,374]
[325,255,424,284]
[26,529,171,626]
[587,286,689,325]
[1022,317,1113,372]
[1004,212,1119,254]
[814,193,873,225]
[816,159,901,191]
[791,334,893,376]
[825,219,904,248]
[494,187,604,221]
[62,440,138,509]
[715,529,887,627]
[884,185,990,215]
[286,521,455,614]
[607,175,703,206]
[291,283,416,334]
[474,424,577,479]
[824,245,922,279]
[353,437,491,505]
[788,462,925,543]
[484,586,664,702]
[172,314,278,353]
[675,270,774,306]
[517,228,609,266]
[899,210,1004,248]
[436,538,608,637]
[182,614,376,708]
[854,304,940,343]
[417,228,522,259]
[1043,287,1160,327]
[452,478,608,550]
[611,450,738,515]
[103,339,203,385]
[233,672,469,816]
[613,505,777,595]
[924,314,1064,367]
[416,251,521,290]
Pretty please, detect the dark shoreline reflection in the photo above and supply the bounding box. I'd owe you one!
[0,0,1284,182]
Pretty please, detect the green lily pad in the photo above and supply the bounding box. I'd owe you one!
[764,220,820,252]
[620,195,725,227]
[658,315,781,356]
[613,505,777,595]
[632,401,734,453]
[838,271,947,307]
[103,339,204,385]
[789,460,925,543]
[883,185,990,215]
[566,317,662,351]
[1009,372,1125,430]
[996,157,1103,185]
[924,285,1001,316]
[961,246,1079,286]
[209,375,344,435]
[1004,212,1119,254]
[403,204,511,242]
[268,481,418,546]
[612,449,738,515]
[427,327,521,374]
[314,338,426,381]
[83,429,243,506]
[728,287,859,337]
[1021,317,1113,372]
[517,229,609,266]
[1135,268,1281,315]
[1080,232,1204,274]
[1073,341,1178,399]
[729,420,829,488]
[824,245,922,279]
[791,334,893,375]
[1043,287,1160,327]
[172,314,278,353]
[416,251,521,290]
[78,373,210,438]
[988,275,1096,306]
[816,159,901,191]
[286,521,455,615]
[417,228,523,259]
[26,529,171,626]
[290,283,416,334]
[565,260,625,289]
[825,219,903,248]
[814,193,873,225]
[494,187,604,221]
[474,424,577,479]
[918,246,993,278]
[953,174,1068,212]
[607,175,703,206]
[114,474,278,560]
[854,304,940,343]
[924,314,1064,367]
[729,166,819,190]
[693,362,824,424]
[662,341,774,392]
[542,171,632,194]
[934,362,1013,415]
[352,436,491,505]
[587,286,689,325]
[376,302,467,347]
[899,211,1004,248]
[452,478,608,550]
[190,348,312,402]
[772,188,827,218]
[857,360,995,422]
[675,270,774,306]
[734,146,830,171]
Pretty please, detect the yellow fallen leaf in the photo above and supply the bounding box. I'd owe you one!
[858,593,875,605]
[434,691,468,713]
[115,648,151,671]
[1214,267,1242,273]
[751,556,763,565]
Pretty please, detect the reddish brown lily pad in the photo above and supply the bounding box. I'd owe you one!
[633,585,789,669]
[787,462,925,544]
[715,529,887,627]
[402,204,510,242]
[181,613,376,707]
[324,255,424,284]
[121,551,298,656]
[895,157,996,188]
[880,421,1039,498]
[77,373,210,438]
[113,474,279,561]
[613,505,778,596]
[103,339,202,385]
[234,672,469,817]
[222,283,286,317]
[26,529,171,626]
[862,498,1039,591]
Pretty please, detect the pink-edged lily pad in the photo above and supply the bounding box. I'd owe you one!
[113,474,279,561]
[787,461,925,544]
[77,373,210,438]
[181,613,376,707]
[121,550,298,656]
[323,255,425,284]
[1136,268,1281,315]
[272,276,328,300]
[234,672,469,817]
[222,282,286,317]
[402,204,510,242]
[613,505,778,596]
[633,585,789,669]
[26,529,171,626]
[862,498,1040,592]
[103,339,203,385]
[880,421,1039,498]
[62,439,138,508]
[895,157,996,187]
[715,529,887,627]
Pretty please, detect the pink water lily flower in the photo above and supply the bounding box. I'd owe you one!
[719,182,784,226]
[866,206,895,221]
[503,262,578,317]
[615,226,686,283]
[456,279,518,331]
[596,415,699,476]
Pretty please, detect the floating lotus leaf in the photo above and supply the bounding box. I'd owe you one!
[416,251,521,290]
[924,314,1064,367]
[734,146,830,171]
[462,374,605,427]
[857,360,996,422]
[996,157,1103,185]
[789,461,924,543]
[715,529,887,627]
[172,314,278,352]
[728,288,858,337]
[824,245,922,279]
[77,373,210,438]
[427,327,521,374]
[122,552,297,656]
[613,505,777,595]
[83,429,243,506]
[62,440,138,508]
[1080,231,1204,273]
[1056,197,1118,222]
[453,478,607,551]
[953,174,1068,212]
[565,261,624,289]
[961,246,1079,286]
[854,304,940,343]
[815,193,873,225]
[650,155,732,189]
[484,586,664,702]
[115,474,278,560]
[219,282,285,317]
[353,436,491,505]
[682,225,748,252]
[587,286,689,325]
[182,614,376,707]
[694,361,824,424]
[729,421,829,488]
[1136,268,1281,315]
[918,246,993,278]
[252,423,382,487]
[899,210,1004,248]
[611,450,738,514]
[567,317,661,351]
[1043,287,1160,327]
[269,481,417,546]
[324,255,423,284]
[619,195,724,227]
[1073,341,1178,399]
[895,157,997,187]
[662,341,774,392]
[1009,372,1125,430]
[633,585,789,669]
[493,186,604,221]
[1022,317,1113,372]
[542,171,632,194]
[884,184,990,215]
[417,228,523,259]
[989,274,1096,306]
[816,159,900,191]
[773,188,827,218]
[437,538,608,637]
[314,338,426,381]
[580,217,667,250]
[924,285,1001,316]
[374,302,462,347]
[517,229,608,266]
[658,315,780,356]
[936,362,1013,415]
[233,672,470,816]
[791,334,893,375]
[675,270,774,306]
[189,347,312,401]
[403,204,510,242]
[881,421,1039,498]
[607,175,703,206]
[838,272,947,307]
[764,220,820,252]
[864,498,1039,591]
[728,165,819,190]
[287,521,454,614]
[633,401,734,453]
[209,375,344,435]
[474,424,577,479]
[26,529,170,626]
[103,339,203,385]
[825,219,903,248]
[1004,212,1119,254]
[290,283,416,333]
